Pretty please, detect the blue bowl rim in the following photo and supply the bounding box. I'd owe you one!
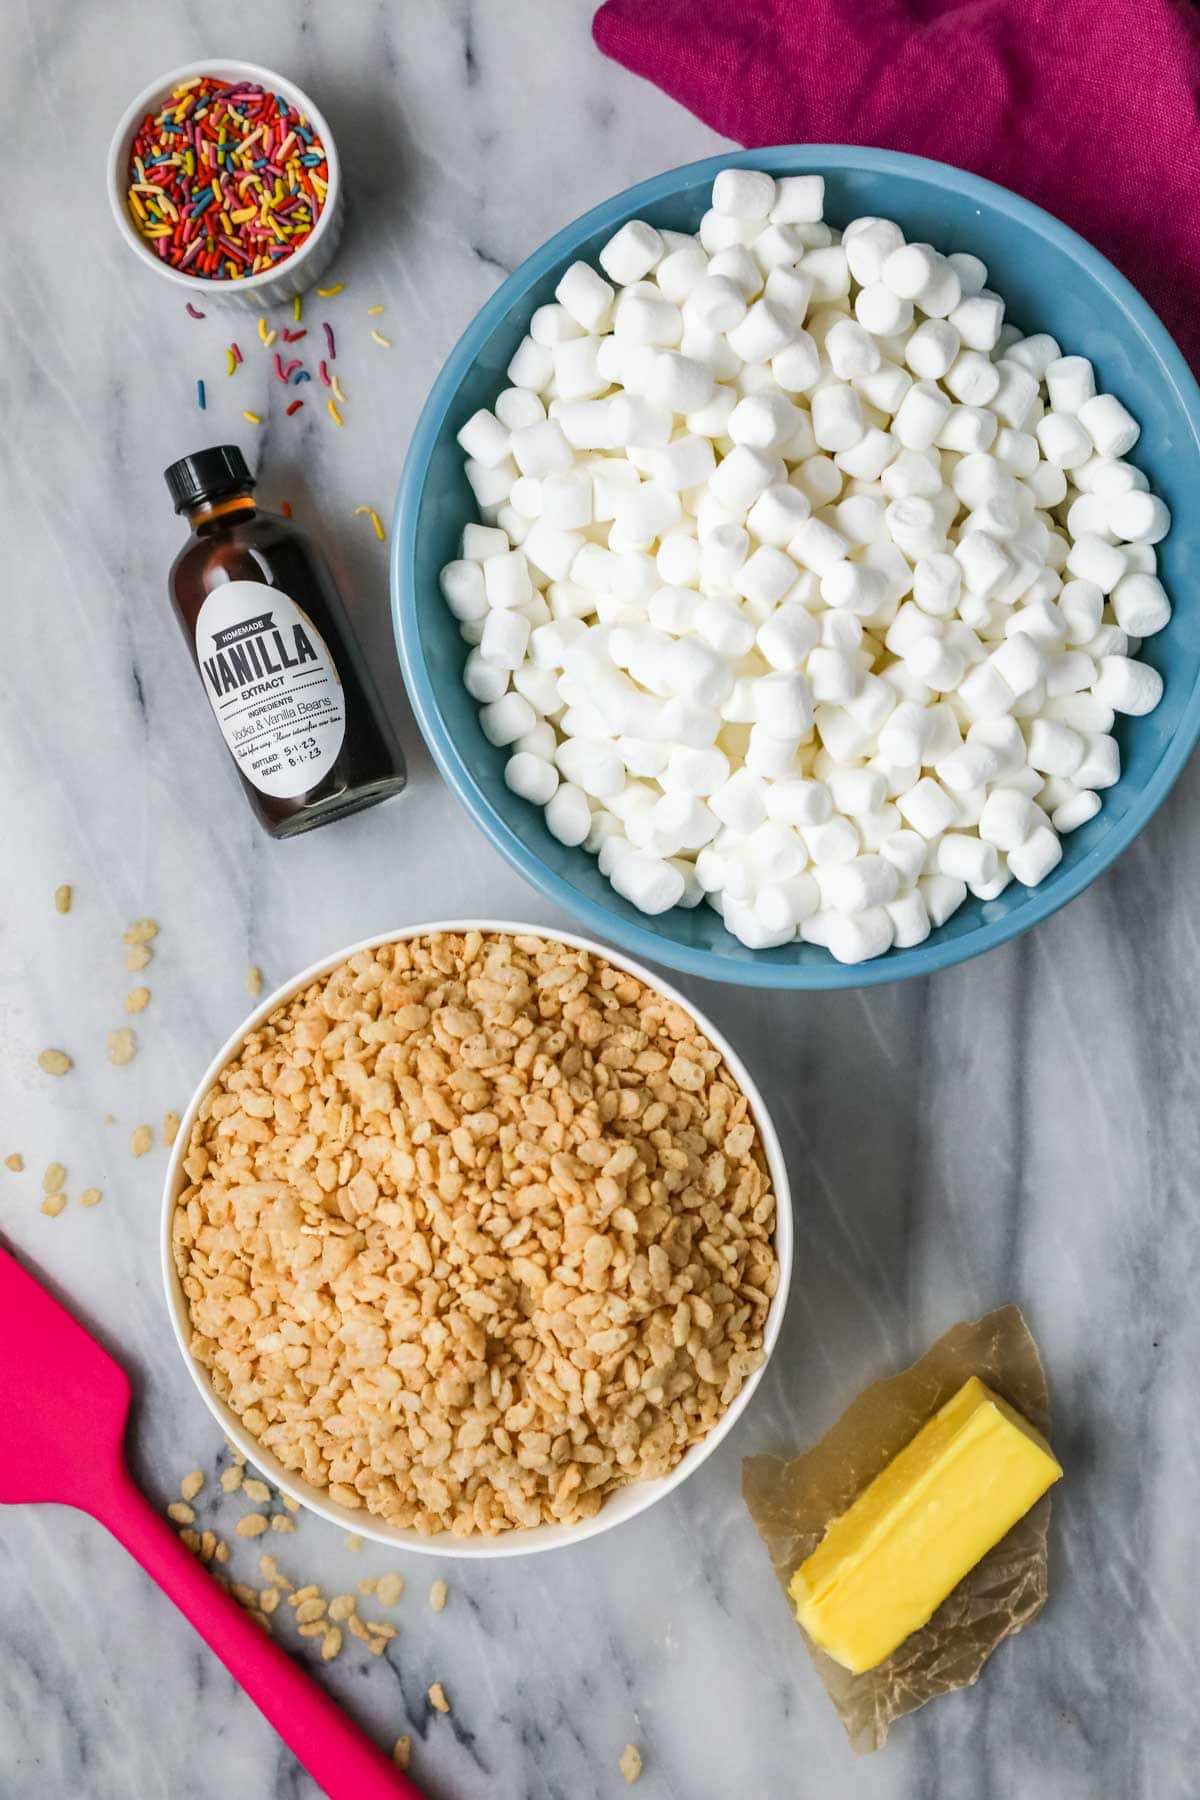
[392,143,1200,990]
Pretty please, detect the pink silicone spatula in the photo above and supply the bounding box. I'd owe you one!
[0,1241,424,1800]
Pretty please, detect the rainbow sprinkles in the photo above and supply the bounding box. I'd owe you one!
[126,75,327,281]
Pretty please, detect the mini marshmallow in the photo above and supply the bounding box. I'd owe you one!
[544,781,591,845]
[989,631,1047,697]
[801,245,850,302]
[494,389,547,431]
[463,646,510,704]
[701,522,751,590]
[484,549,534,610]
[1052,789,1102,833]
[728,393,801,452]
[897,776,958,837]
[655,242,710,303]
[457,408,512,469]
[649,351,716,414]
[697,594,757,656]
[824,907,895,964]
[737,545,798,608]
[772,333,823,393]
[1076,733,1121,789]
[599,220,664,286]
[480,692,536,747]
[757,874,820,932]
[1006,825,1063,887]
[713,167,776,219]
[754,670,815,736]
[608,849,686,914]
[505,750,559,804]
[757,602,820,671]
[709,445,778,514]
[1093,655,1164,716]
[765,778,833,828]
[949,290,1005,352]
[791,516,851,576]
[937,834,999,886]
[804,814,862,865]
[819,854,900,913]
[843,217,905,284]
[555,737,627,797]
[854,281,914,338]
[555,261,615,331]
[892,381,952,450]
[652,434,717,492]
[881,241,939,302]
[906,319,961,381]
[747,483,812,547]
[439,559,488,623]
[511,419,574,478]
[1036,411,1094,470]
[1045,355,1095,415]
[480,607,533,670]
[812,384,866,452]
[1065,533,1127,594]
[913,553,962,618]
[825,317,882,380]
[807,646,862,703]
[1111,572,1171,637]
[770,174,826,224]
[1107,491,1170,545]
[978,787,1035,851]
[507,337,554,391]
[727,299,797,363]
[990,360,1040,430]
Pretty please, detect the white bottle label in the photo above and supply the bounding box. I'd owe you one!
[195,579,346,799]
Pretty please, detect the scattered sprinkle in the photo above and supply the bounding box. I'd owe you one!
[42,1163,66,1196]
[620,1744,643,1785]
[354,505,386,542]
[167,1501,195,1525]
[243,411,262,425]
[257,317,270,343]
[186,302,207,320]
[125,986,151,1015]
[327,399,343,427]
[323,322,336,359]
[125,78,328,284]
[263,328,277,348]
[236,1513,269,1538]
[429,1579,448,1612]
[293,294,302,323]
[80,1188,102,1208]
[280,500,293,518]
[5,1154,24,1172]
[231,341,243,364]
[318,360,332,387]
[343,1533,362,1552]
[281,327,307,343]
[331,373,347,405]
[126,943,153,971]
[428,1683,450,1715]
[130,1124,153,1158]
[38,1049,73,1077]
[163,1110,181,1147]
[41,1194,67,1218]
[370,329,392,348]
[54,884,72,914]
[246,965,263,996]
[293,370,311,383]
[317,282,344,297]
[124,918,159,945]
[286,399,304,416]
[367,304,385,316]
[196,378,206,410]
[181,1470,205,1502]
[107,1028,138,1066]
[392,1736,411,1771]
[226,347,238,377]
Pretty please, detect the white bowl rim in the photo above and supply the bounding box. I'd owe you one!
[106,58,342,296]
[161,918,793,1558]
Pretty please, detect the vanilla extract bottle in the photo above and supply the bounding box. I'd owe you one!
[165,445,405,837]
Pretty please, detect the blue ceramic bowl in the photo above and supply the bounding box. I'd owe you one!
[392,146,1200,989]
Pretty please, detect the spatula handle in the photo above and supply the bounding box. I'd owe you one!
[93,1464,424,1800]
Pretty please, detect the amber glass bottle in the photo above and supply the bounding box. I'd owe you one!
[165,445,406,838]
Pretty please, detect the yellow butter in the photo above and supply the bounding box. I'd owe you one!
[790,1376,1062,1674]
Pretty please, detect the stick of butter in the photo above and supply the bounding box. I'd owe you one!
[790,1375,1063,1674]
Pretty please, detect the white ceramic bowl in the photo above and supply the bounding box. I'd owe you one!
[162,920,793,1557]
[106,59,344,308]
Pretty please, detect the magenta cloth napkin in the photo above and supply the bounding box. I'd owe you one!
[593,0,1200,370]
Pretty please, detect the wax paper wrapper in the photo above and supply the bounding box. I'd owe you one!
[743,1305,1054,1754]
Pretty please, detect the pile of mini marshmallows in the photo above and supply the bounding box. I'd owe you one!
[438,169,1169,963]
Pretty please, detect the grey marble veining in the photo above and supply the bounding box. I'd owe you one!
[3,2,1200,1797]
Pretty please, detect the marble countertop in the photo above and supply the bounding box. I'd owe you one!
[3,2,1199,1796]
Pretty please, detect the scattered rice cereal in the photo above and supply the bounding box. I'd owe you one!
[172,931,778,1537]
[242,1477,272,1505]
[180,1470,205,1502]
[247,965,264,997]
[428,1683,450,1715]
[42,1164,66,1195]
[41,1194,67,1218]
[38,1049,73,1076]
[130,1125,153,1158]
[5,1154,23,1172]
[392,1736,411,1770]
[126,945,153,972]
[236,1513,269,1538]
[126,987,151,1015]
[80,1188,103,1208]
[376,1573,404,1607]
[163,1111,181,1147]
[124,919,159,946]
[107,1029,138,1066]
[54,885,72,914]
[620,1744,643,1785]
[429,1579,448,1613]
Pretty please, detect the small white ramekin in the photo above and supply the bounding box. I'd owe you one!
[162,920,793,1558]
[107,59,344,309]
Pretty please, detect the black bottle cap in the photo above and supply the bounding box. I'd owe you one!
[164,445,255,513]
